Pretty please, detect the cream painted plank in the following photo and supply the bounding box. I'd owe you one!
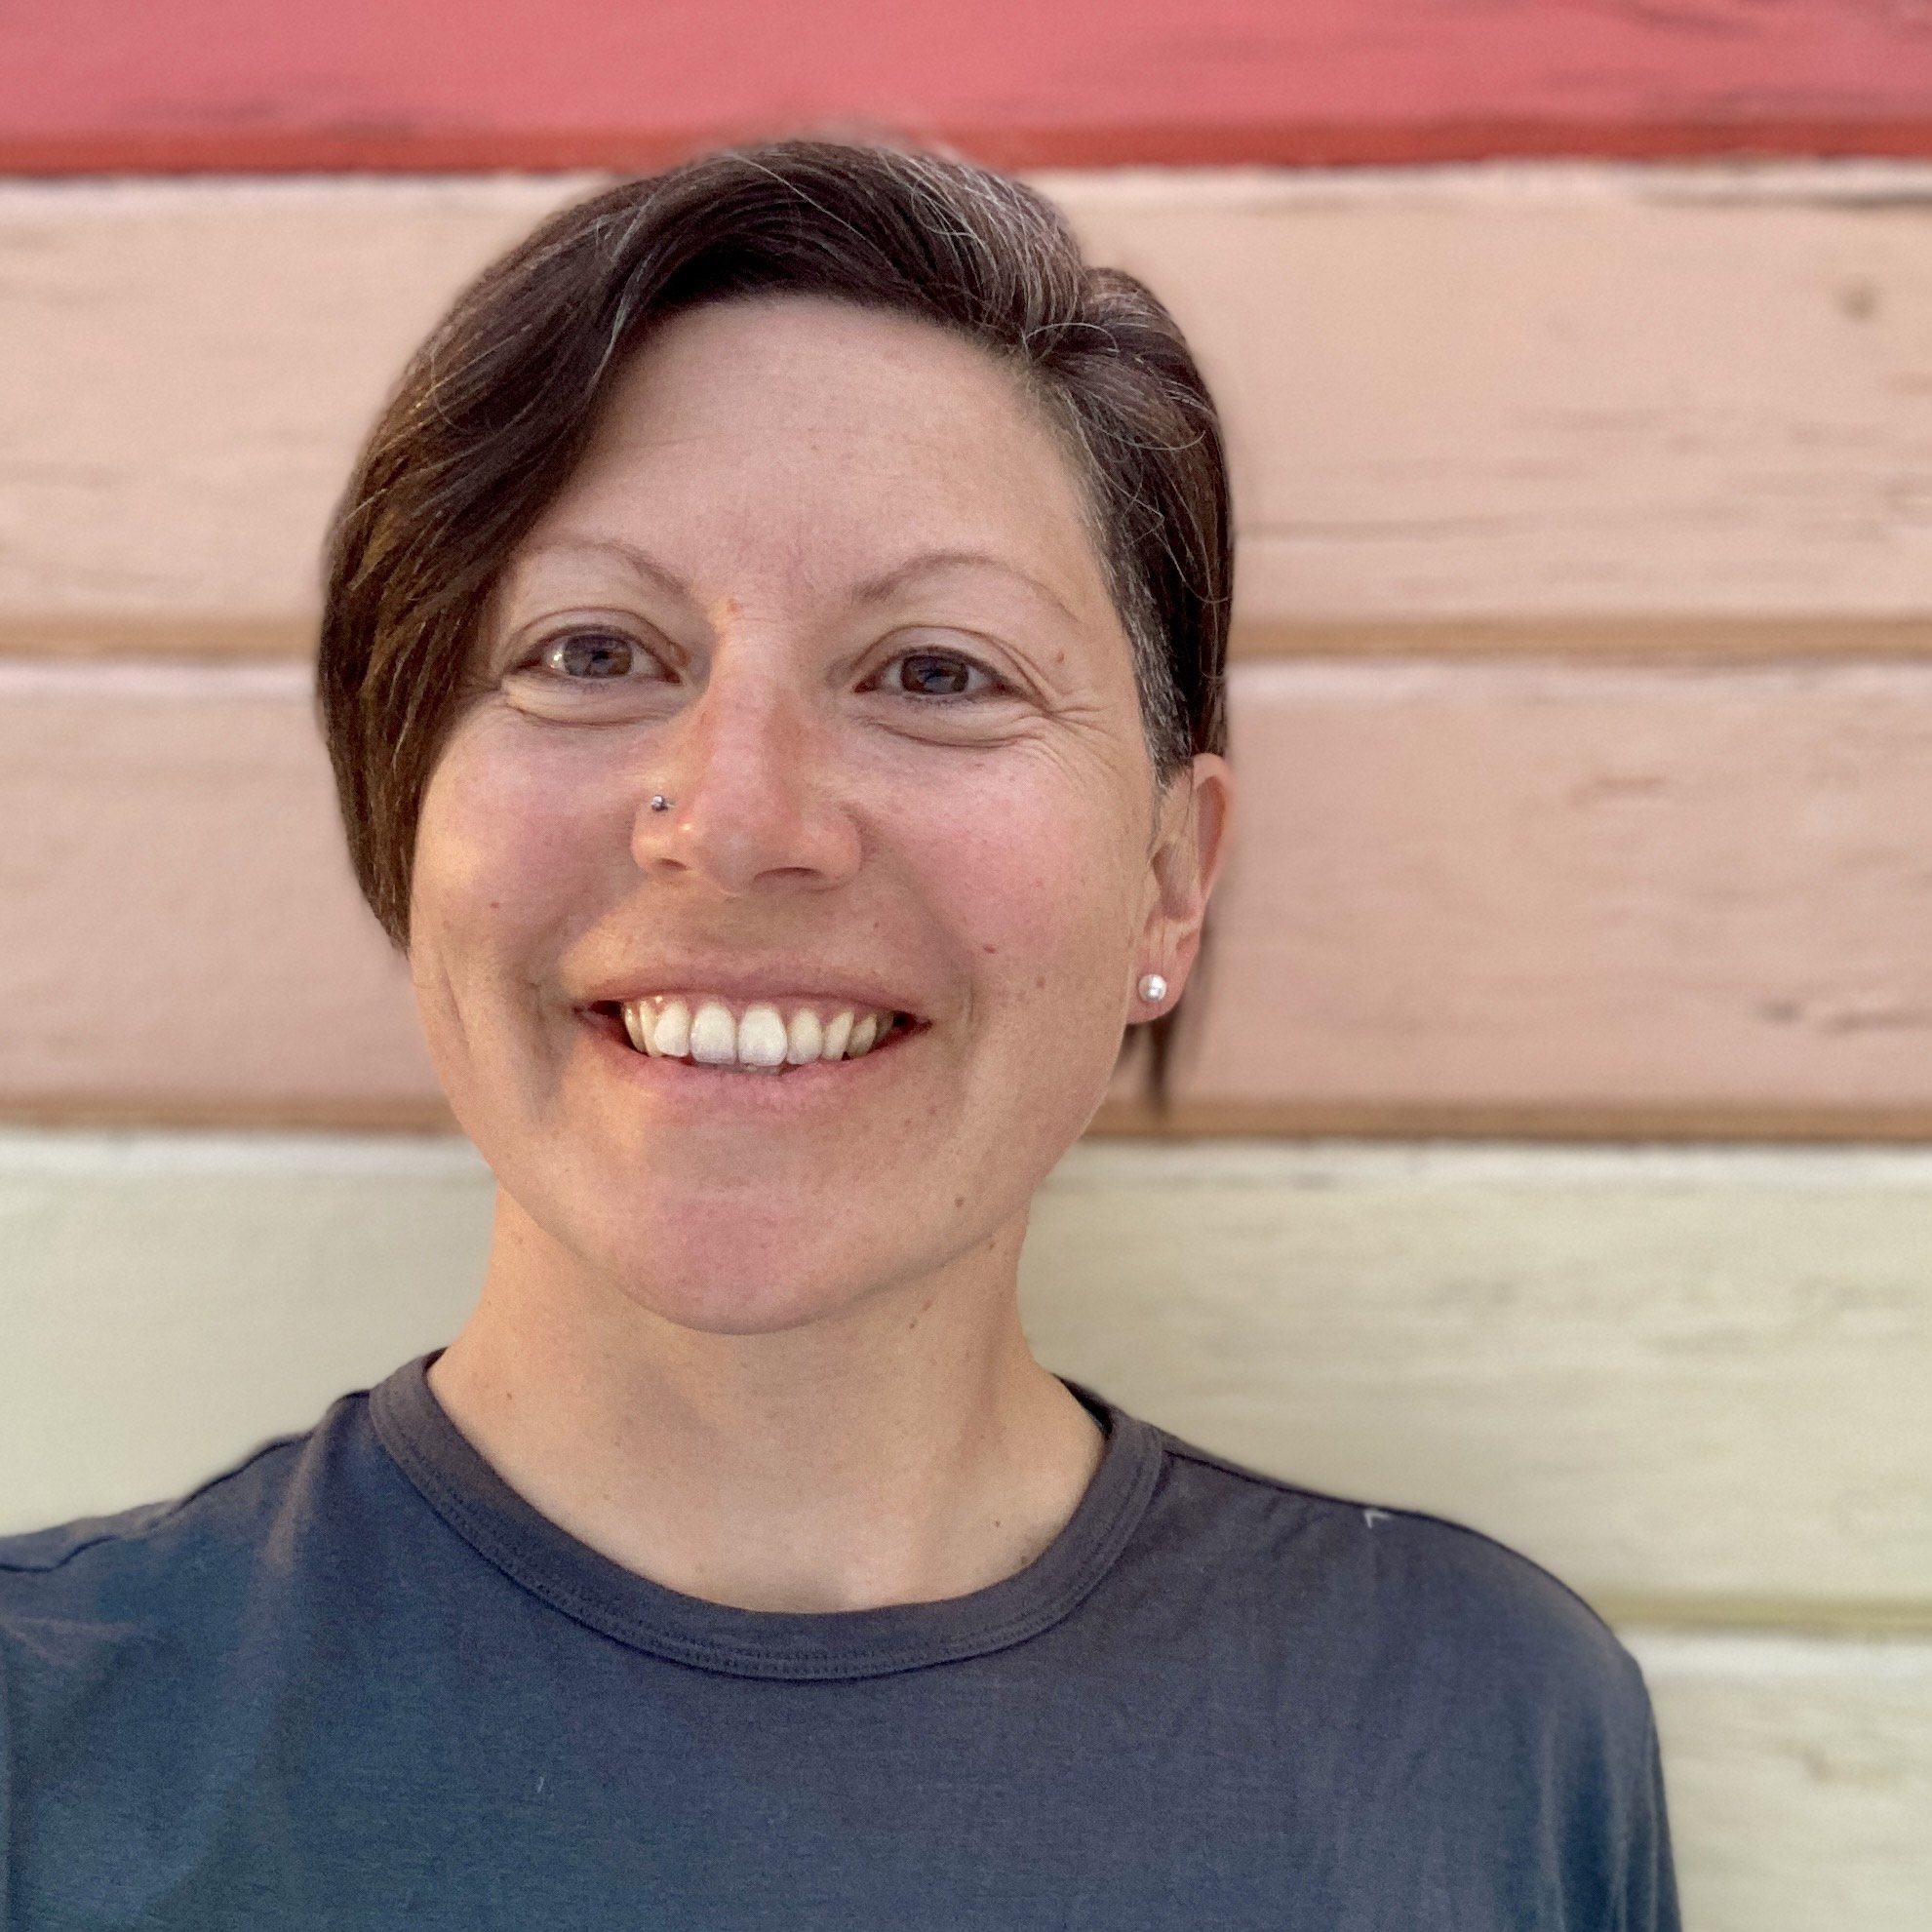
[1021,1141,1932,1611]
[5,1133,1929,1616]
[0,1130,489,1535]
[0,165,1927,633]
[1630,1632,1932,1932]
[5,1126,1926,1923]
[10,657,1932,1121]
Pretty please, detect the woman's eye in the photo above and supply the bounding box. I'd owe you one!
[883,650,1003,699]
[532,630,652,681]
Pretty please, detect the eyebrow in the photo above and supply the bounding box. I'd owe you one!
[522,536,1078,625]
[849,548,1079,625]
[522,535,691,601]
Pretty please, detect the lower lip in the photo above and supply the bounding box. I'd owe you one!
[576,1009,924,1110]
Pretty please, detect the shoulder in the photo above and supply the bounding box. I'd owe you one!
[1,1401,344,1596]
[1143,1423,1655,1753]
[0,1390,380,1719]
[1124,1422,1678,1925]
[1,1434,301,1589]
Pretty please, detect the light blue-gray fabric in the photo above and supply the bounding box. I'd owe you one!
[1,1353,1677,1929]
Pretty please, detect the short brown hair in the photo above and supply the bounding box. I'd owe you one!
[317,138,1232,1114]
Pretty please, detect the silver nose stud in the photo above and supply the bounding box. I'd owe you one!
[650,794,673,812]
[1138,973,1167,1004]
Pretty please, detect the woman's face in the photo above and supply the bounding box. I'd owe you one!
[410,294,1230,1335]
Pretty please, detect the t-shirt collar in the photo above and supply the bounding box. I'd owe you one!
[370,1351,1163,1681]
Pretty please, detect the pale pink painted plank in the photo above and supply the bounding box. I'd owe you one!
[3,174,1928,632]
[1152,659,1932,1111]
[9,657,1932,1119]
[1,663,436,1108]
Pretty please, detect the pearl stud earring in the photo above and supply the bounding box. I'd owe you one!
[1138,973,1167,1004]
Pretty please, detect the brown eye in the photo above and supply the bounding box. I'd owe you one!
[887,651,999,699]
[539,631,647,681]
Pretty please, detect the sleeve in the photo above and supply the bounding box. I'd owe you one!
[0,1630,17,1912]
[1622,1698,1682,1932]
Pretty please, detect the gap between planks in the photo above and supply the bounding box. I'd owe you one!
[1591,1596,1932,1640]
[14,1091,1932,1144]
[4,615,1930,665]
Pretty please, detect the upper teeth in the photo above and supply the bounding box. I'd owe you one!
[620,997,896,1068]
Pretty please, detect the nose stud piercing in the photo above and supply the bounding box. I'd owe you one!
[651,794,673,812]
[1138,973,1167,1004]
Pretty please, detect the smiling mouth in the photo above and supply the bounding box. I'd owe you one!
[582,1002,927,1076]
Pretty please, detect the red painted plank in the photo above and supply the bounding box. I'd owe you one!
[5,0,1932,173]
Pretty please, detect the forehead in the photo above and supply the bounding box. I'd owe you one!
[522,295,1112,611]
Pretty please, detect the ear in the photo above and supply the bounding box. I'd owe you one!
[1137,752,1235,1001]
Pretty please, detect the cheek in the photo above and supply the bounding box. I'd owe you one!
[413,731,605,967]
[906,772,1139,1022]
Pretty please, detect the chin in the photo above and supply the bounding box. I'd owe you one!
[585,1211,907,1338]
[608,1270,881,1340]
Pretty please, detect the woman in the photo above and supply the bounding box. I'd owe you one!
[1,140,1677,1927]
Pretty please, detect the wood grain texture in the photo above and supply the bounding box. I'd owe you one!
[1020,1141,1932,1612]
[0,662,437,1114]
[1185,659,1932,1115]
[1,168,1927,634]
[1630,1632,1932,1932]
[6,0,1932,171]
[1061,167,1932,625]
[4,1133,1927,1612]
[11,656,1932,1128]
[0,1130,488,1534]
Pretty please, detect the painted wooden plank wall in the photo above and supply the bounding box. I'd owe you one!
[10,655,1932,1136]
[5,1132,1929,1928]
[1,169,1927,651]
[6,169,1924,1137]
[3,3,1926,1899]
[0,1130,490,1532]
[1019,1142,1932,1621]
[1631,1632,1932,1931]
[9,1134,1927,1624]
[6,0,1932,172]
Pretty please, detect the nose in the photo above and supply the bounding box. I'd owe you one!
[631,655,861,896]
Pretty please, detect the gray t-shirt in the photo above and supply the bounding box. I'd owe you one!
[1,1353,1677,1929]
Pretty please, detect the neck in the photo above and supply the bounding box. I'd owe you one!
[425,1189,1107,1613]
